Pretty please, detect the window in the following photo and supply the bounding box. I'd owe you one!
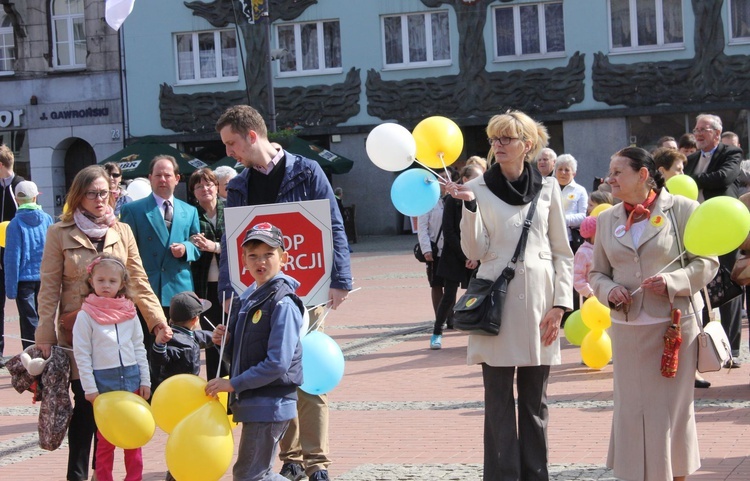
[730,0,750,43]
[0,13,14,74]
[174,30,238,84]
[609,0,683,51]
[382,11,450,68]
[51,0,86,69]
[276,20,342,76]
[493,2,564,60]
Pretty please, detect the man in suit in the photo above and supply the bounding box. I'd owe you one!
[121,155,200,321]
[685,113,744,365]
[216,105,352,481]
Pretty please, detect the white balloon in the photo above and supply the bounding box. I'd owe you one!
[126,178,152,201]
[365,123,416,172]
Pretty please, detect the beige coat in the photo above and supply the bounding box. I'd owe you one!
[461,176,574,367]
[589,191,718,321]
[35,220,166,378]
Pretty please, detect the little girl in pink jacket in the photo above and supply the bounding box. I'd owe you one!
[573,216,597,299]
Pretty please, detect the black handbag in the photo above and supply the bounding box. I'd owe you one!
[704,264,744,308]
[414,227,442,263]
[452,193,539,335]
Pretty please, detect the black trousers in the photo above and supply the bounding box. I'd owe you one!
[482,364,551,481]
[67,380,97,481]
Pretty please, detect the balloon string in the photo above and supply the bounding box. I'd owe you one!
[616,251,685,307]
[306,287,361,334]
[439,153,451,180]
[217,291,234,379]
[413,160,448,185]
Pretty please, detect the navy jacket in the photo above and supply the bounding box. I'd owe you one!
[227,273,303,423]
[218,151,352,300]
[151,325,213,391]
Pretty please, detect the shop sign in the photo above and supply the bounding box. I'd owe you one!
[0,109,23,128]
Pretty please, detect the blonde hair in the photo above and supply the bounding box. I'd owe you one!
[486,110,549,165]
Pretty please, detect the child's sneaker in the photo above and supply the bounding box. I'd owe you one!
[280,462,307,480]
[430,334,442,350]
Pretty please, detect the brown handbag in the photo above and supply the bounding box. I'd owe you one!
[731,254,750,286]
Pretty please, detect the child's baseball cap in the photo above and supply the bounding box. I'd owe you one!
[170,292,211,323]
[15,181,39,199]
[241,222,285,250]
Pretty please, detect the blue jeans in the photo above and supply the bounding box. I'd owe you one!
[16,281,40,350]
[234,421,290,481]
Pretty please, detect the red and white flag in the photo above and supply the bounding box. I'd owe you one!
[105,0,136,31]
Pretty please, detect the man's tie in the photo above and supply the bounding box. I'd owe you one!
[164,200,173,230]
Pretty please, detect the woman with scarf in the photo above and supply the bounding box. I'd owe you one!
[589,147,717,481]
[35,165,169,481]
[446,110,574,481]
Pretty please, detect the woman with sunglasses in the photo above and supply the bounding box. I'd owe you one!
[35,165,169,481]
[103,162,133,216]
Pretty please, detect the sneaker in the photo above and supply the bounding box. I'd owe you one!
[309,470,330,481]
[430,334,442,350]
[280,462,307,481]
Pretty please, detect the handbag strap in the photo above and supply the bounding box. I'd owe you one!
[668,209,707,334]
[510,191,541,265]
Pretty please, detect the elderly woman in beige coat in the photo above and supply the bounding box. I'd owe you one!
[447,110,573,481]
[35,165,169,481]
[589,147,718,481]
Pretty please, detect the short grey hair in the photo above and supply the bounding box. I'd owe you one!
[555,154,577,173]
[696,114,723,132]
[214,165,238,182]
[535,147,557,161]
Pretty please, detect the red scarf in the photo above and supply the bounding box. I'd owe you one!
[623,190,657,232]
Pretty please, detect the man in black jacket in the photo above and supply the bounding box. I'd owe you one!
[685,114,744,364]
[0,145,24,363]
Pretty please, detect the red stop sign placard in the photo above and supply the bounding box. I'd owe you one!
[224,200,333,306]
[235,212,324,296]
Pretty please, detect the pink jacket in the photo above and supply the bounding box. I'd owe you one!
[573,241,594,298]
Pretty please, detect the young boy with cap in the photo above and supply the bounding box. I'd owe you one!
[4,181,53,349]
[206,222,304,481]
[151,291,214,393]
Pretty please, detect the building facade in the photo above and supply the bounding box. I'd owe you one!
[120,0,750,235]
[0,0,123,214]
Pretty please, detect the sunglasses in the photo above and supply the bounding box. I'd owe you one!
[111,172,122,178]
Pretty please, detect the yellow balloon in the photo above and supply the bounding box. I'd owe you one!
[665,174,698,201]
[580,296,611,330]
[412,116,464,169]
[93,391,155,449]
[151,374,212,434]
[684,196,750,257]
[166,400,234,481]
[581,329,612,369]
[217,376,239,428]
[590,203,613,217]
[0,220,9,248]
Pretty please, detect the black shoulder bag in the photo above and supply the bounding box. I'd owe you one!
[414,226,442,263]
[452,194,540,335]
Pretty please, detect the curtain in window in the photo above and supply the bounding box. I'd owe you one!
[610,0,631,48]
[384,16,403,64]
[323,21,341,69]
[495,7,515,56]
[73,17,86,65]
[0,29,13,71]
[407,14,427,62]
[731,0,750,39]
[54,18,69,66]
[520,5,540,54]
[545,3,565,52]
[221,30,238,77]
[636,0,657,45]
[278,25,296,72]
[662,0,683,43]
[176,34,194,80]
[198,32,216,79]
[431,12,450,61]
[301,23,319,70]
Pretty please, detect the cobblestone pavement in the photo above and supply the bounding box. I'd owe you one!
[2,235,750,480]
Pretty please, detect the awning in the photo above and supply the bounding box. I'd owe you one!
[211,136,354,175]
[99,137,208,179]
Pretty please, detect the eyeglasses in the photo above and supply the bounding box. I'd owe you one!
[488,136,519,146]
[194,182,216,191]
[85,190,110,200]
[111,172,122,178]
[692,127,714,134]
